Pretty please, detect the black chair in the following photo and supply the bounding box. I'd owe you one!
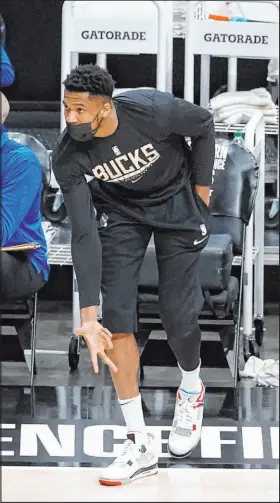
[0,293,38,386]
[0,242,41,387]
[136,137,260,389]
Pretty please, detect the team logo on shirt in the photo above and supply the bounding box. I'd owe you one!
[92,143,160,184]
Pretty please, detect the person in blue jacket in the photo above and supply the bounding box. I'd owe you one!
[0,92,50,301]
[1,41,15,88]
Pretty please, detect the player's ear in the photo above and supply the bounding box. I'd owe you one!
[102,101,113,117]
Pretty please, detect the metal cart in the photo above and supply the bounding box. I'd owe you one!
[183,0,279,352]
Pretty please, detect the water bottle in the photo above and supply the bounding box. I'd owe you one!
[232,131,245,147]
[226,2,248,22]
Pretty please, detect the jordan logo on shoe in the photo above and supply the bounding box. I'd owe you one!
[127,433,136,443]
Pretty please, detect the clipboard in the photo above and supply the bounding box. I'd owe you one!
[0,242,41,252]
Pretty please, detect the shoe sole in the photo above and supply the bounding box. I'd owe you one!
[167,439,200,459]
[99,465,158,486]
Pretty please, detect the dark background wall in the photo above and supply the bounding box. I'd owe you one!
[1,0,269,106]
[2,0,64,103]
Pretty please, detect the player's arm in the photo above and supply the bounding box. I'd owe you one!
[53,171,117,373]
[156,93,215,206]
[52,144,102,320]
[171,97,215,205]
[62,177,102,315]
[51,132,118,372]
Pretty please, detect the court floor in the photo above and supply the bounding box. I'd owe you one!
[1,302,279,502]
[2,466,279,502]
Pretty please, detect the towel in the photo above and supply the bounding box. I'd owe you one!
[210,88,277,125]
[216,104,277,120]
[215,105,277,125]
[240,356,279,387]
[210,88,273,111]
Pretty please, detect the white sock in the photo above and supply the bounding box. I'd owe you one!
[178,361,202,396]
[118,394,148,444]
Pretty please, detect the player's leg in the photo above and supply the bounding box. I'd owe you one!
[96,207,158,485]
[155,227,208,458]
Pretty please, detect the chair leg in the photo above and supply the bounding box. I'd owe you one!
[30,293,38,387]
[233,228,246,388]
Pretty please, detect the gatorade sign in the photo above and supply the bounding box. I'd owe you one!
[192,20,278,58]
[69,1,158,54]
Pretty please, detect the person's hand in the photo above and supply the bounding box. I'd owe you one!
[75,320,118,374]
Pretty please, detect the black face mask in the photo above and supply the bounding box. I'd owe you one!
[66,107,104,142]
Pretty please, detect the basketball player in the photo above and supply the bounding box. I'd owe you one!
[52,64,215,486]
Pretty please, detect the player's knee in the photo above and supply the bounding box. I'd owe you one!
[159,288,204,335]
[159,303,200,339]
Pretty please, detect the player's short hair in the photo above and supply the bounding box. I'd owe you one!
[63,64,115,99]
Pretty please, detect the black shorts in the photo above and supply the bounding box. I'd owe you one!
[95,184,211,334]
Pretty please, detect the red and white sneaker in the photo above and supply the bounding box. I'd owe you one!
[99,433,158,486]
[168,381,205,458]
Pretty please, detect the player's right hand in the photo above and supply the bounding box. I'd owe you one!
[75,321,118,374]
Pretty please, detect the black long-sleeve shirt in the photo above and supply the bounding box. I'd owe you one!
[52,89,215,308]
